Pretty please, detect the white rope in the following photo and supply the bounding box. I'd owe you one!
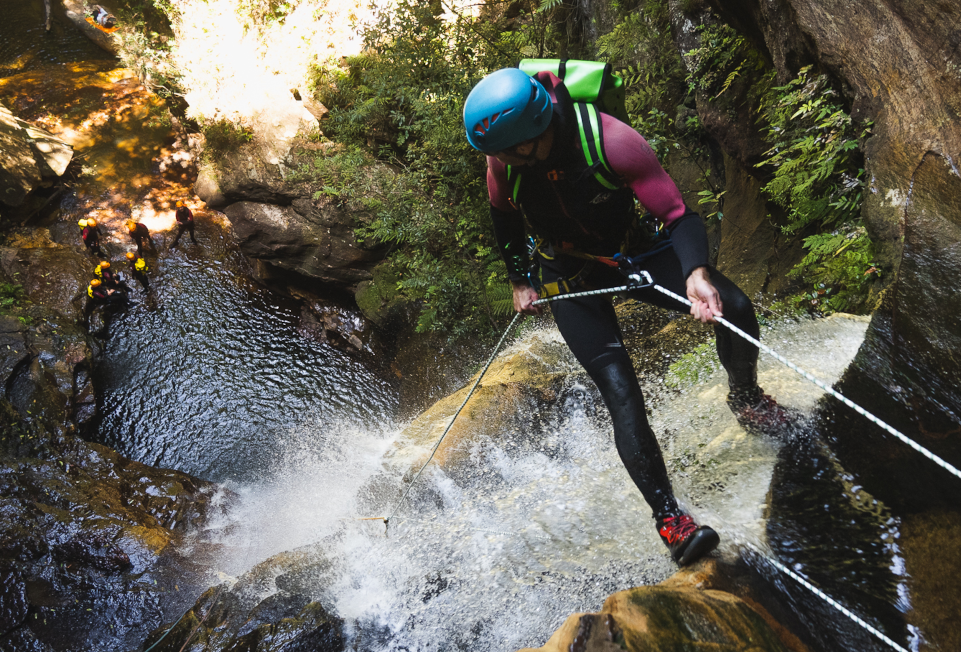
[377,275,932,652]
[651,283,961,482]
[384,312,524,527]
[741,541,909,652]
[383,284,639,527]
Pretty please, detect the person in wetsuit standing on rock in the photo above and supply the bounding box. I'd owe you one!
[126,219,155,257]
[79,218,105,257]
[126,251,150,290]
[170,200,197,248]
[463,67,784,566]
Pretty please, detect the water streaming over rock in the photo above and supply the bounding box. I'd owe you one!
[180,313,878,651]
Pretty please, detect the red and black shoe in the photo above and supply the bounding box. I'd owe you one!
[657,514,720,566]
[727,389,796,436]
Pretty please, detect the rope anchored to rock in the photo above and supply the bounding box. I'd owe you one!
[368,270,956,652]
[383,271,959,529]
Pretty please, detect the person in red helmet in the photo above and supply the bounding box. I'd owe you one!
[170,200,197,248]
[464,67,788,565]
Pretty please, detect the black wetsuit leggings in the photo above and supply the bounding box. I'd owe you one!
[541,247,760,521]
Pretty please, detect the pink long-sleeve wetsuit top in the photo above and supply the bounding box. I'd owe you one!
[485,71,708,281]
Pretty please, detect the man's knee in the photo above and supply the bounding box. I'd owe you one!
[713,277,754,320]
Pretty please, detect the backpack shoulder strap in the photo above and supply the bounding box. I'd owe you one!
[573,102,621,190]
[506,164,523,207]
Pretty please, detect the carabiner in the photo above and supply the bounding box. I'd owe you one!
[612,253,654,289]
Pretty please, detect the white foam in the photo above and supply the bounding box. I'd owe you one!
[195,313,869,650]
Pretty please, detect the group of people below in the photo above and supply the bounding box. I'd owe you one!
[79,201,197,324]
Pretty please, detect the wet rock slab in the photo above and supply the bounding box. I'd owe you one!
[0,400,225,651]
[141,545,344,652]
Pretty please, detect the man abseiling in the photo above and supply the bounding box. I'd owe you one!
[463,66,784,565]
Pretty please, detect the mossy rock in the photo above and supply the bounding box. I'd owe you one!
[354,262,410,328]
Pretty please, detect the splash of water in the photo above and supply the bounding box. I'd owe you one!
[195,313,871,650]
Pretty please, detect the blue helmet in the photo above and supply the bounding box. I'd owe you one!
[463,68,553,152]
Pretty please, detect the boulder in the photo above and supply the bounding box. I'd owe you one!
[61,0,120,55]
[0,399,223,651]
[224,198,381,292]
[386,332,575,476]
[0,103,73,208]
[141,545,343,652]
[518,583,802,652]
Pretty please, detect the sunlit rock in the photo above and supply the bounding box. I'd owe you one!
[518,583,799,652]
[0,103,73,207]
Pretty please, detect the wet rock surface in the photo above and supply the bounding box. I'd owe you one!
[142,546,344,652]
[520,581,799,652]
[224,197,381,293]
[0,399,224,651]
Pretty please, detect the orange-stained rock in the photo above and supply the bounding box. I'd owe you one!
[518,584,803,652]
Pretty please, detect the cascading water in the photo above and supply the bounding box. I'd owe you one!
[181,312,881,651]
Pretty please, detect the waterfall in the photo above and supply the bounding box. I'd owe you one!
[190,313,871,650]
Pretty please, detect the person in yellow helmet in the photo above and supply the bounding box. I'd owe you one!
[170,200,198,248]
[126,219,155,256]
[82,276,128,326]
[126,251,150,290]
[94,260,129,292]
[80,218,104,256]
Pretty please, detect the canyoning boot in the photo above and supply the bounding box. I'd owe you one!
[657,514,720,566]
[727,388,796,438]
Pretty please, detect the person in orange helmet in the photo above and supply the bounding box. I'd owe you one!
[170,200,198,248]
[82,277,128,327]
[80,218,105,256]
[94,260,129,292]
[126,251,150,290]
[125,219,155,257]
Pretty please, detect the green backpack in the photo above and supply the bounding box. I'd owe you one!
[515,59,629,192]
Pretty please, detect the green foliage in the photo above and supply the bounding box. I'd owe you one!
[300,1,527,336]
[787,226,879,313]
[597,3,687,153]
[0,283,26,314]
[757,66,870,235]
[638,10,875,313]
[237,0,297,31]
[665,342,720,389]
[112,1,181,99]
[754,65,874,312]
[683,22,765,100]
[201,119,254,158]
